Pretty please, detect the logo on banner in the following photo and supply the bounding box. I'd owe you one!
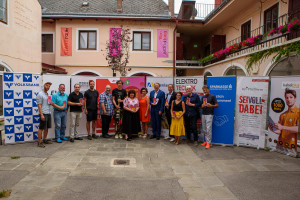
[242,86,263,92]
[214,115,229,126]
[271,98,285,113]
[5,125,14,134]
[14,116,24,124]
[5,83,13,89]
[15,133,24,142]
[4,90,14,99]
[33,75,39,80]
[15,74,21,80]
[14,99,23,107]
[5,101,12,106]
[23,90,32,99]
[32,100,37,107]
[15,125,23,132]
[4,73,13,81]
[33,132,38,140]
[282,81,300,89]
[15,92,21,97]
[23,74,32,82]
[6,118,12,123]
[210,84,233,90]
[4,108,14,116]
[33,115,40,123]
[23,107,33,115]
[24,124,33,132]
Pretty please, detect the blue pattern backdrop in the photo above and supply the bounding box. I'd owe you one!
[3,73,42,144]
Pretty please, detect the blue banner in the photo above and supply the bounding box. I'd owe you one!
[207,76,236,145]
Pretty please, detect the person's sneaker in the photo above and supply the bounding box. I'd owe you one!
[87,135,92,140]
[37,142,45,148]
[92,134,99,139]
[164,136,170,140]
[115,134,119,139]
[170,138,175,142]
[205,143,211,149]
[75,137,83,140]
[119,134,123,139]
[61,137,68,141]
[70,138,74,143]
[56,138,62,143]
[201,142,207,146]
[194,141,198,146]
[43,140,52,144]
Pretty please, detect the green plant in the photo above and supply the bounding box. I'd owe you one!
[10,156,20,159]
[199,54,214,64]
[0,190,11,198]
[246,41,300,74]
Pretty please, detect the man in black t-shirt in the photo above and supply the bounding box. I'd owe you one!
[200,85,218,149]
[68,84,84,143]
[84,80,99,140]
[112,80,127,139]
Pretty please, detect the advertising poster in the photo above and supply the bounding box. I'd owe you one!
[174,77,204,95]
[157,29,169,58]
[207,76,236,145]
[3,73,42,144]
[120,77,145,100]
[267,76,300,157]
[43,75,71,139]
[146,77,173,95]
[234,77,269,148]
[96,78,119,134]
[70,76,100,137]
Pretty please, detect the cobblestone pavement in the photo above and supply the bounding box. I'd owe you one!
[0,137,299,200]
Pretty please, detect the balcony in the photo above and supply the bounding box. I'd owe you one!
[202,11,300,66]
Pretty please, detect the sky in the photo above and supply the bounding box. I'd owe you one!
[162,0,215,14]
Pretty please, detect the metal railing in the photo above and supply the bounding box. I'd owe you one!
[193,3,220,19]
[202,10,300,66]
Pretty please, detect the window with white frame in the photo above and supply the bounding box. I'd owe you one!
[133,31,151,51]
[79,30,97,50]
[0,0,7,24]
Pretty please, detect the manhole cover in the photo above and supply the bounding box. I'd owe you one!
[113,159,130,166]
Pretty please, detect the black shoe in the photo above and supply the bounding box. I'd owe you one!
[126,138,132,141]
[92,134,99,139]
[156,137,160,140]
[70,138,74,143]
[75,137,83,140]
[150,135,156,139]
[103,134,110,138]
[87,135,92,140]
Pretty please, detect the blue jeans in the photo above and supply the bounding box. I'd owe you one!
[54,110,67,139]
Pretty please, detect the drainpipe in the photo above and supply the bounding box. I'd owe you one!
[173,20,178,82]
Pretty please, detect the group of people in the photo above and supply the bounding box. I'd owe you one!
[36,80,218,149]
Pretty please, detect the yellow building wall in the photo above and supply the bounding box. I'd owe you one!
[0,0,41,73]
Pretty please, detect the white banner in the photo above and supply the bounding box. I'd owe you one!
[174,77,204,95]
[42,75,71,139]
[234,77,269,148]
[146,77,173,95]
[267,76,300,157]
[3,73,42,144]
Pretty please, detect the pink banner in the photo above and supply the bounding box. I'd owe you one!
[109,28,121,57]
[157,29,168,58]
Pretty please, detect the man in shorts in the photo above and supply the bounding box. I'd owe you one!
[36,82,53,148]
[84,80,99,140]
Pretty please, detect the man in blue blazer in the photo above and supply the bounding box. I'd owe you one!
[150,83,165,140]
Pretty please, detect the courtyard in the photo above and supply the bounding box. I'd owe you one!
[0,138,299,200]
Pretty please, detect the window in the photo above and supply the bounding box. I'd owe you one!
[241,20,251,41]
[264,3,279,33]
[0,0,7,24]
[79,31,97,50]
[133,32,151,51]
[225,66,246,76]
[42,34,54,53]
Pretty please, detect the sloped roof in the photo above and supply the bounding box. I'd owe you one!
[38,0,170,19]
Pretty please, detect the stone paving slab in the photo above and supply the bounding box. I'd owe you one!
[52,177,186,200]
[0,170,28,190]
[217,171,300,200]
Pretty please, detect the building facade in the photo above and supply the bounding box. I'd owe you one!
[40,0,176,77]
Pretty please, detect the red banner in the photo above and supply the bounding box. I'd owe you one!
[61,27,72,56]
